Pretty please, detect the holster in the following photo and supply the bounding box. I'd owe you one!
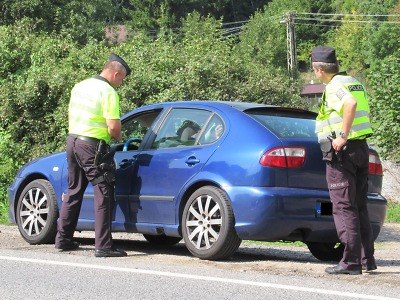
[92,141,116,186]
[94,140,108,166]
[320,141,333,161]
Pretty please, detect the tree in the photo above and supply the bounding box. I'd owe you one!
[235,0,328,72]
[125,0,268,29]
[0,22,111,162]
[0,0,118,44]
[328,0,400,73]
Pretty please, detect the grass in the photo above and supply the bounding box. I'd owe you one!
[0,200,10,225]
[243,240,306,247]
[385,201,400,223]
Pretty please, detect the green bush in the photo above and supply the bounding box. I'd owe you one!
[0,130,21,224]
[368,52,400,161]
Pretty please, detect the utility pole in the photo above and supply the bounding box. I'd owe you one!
[280,11,297,81]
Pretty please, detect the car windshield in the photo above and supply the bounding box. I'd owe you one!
[246,110,317,138]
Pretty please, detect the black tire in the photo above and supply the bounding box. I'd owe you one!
[306,242,344,261]
[182,186,242,260]
[16,179,58,244]
[143,234,182,246]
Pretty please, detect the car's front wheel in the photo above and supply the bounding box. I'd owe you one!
[16,179,58,244]
[182,186,241,260]
[306,242,344,261]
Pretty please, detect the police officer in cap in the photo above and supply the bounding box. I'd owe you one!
[312,46,376,274]
[55,53,131,257]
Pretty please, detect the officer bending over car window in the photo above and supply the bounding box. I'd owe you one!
[312,46,376,275]
[55,53,131,258]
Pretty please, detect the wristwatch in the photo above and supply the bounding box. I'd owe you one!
[339,131,347,139]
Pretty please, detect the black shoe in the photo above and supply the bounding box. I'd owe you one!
[325,264,362,275]
[55,241,80,252]
[362,264,377,272]
[95,248,127,257]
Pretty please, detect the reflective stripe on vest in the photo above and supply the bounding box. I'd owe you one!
[315,75,373,143]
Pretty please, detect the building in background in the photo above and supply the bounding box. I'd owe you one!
[301,82,325,109]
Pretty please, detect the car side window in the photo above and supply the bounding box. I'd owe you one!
[200,115,225,145]
[111,110,161,151]
[152,108,213,149]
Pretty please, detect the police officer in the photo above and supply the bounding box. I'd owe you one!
[312,46,376,274]
[55,53,131,257]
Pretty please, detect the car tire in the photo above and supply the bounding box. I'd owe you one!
[306,242,344,261]
[143,234,182,246]
[16,179,58,244]
[182,186,242,260]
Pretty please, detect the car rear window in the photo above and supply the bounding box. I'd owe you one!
[246,109,317,138]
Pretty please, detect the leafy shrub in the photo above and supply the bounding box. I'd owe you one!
[0,130,21,223]
[368,52,400,161]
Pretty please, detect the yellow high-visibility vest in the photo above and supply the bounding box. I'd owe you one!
[315,74,373,142]
[69,77,120,143]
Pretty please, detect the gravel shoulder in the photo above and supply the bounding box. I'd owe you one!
[1,222,399,287]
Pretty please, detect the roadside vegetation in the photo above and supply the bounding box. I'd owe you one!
[0,0,399,223]
[386,202,400,224]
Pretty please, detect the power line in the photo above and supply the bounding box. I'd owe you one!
[294,11,400,26]
[295,17,400,24]
[221,20,249,26]
[125,11,399,40]
[293,22,356,29]
[296,12,400,18]
[293,22,393,29]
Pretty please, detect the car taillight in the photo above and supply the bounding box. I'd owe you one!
[369,153,383,175]
[260,147,306,168]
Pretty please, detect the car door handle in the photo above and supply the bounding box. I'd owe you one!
[119,159,132,168]
[185,156,200,165]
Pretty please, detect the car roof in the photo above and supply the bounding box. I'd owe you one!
[124,100,316,119]
[204,101,276,111]
[133,100,297,111]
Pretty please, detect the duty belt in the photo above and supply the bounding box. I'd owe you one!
[68,134,102,146]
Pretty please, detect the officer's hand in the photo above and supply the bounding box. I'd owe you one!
[332,137,347,151]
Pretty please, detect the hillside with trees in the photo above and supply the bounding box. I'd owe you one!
[0,0,399,220]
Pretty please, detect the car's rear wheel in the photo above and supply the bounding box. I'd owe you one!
[306,242,344,261]
[143,234,182,246]
[182,186,241,260]
[16,179,58,244]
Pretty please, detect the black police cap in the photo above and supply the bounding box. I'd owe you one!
[109,53,131,76]
[311,46,337,63]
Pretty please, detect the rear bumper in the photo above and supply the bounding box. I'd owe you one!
[226,186,387,243]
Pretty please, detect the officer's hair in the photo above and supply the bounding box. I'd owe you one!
[104,61,126,75]
[312,62,339,74]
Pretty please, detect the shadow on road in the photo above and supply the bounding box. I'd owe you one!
[73,236,326,264]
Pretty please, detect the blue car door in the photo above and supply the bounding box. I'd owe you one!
[129,108,223,225]
[111,110,163,224]
[70,148,139,223]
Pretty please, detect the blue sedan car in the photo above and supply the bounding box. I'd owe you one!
[8,101,387,260]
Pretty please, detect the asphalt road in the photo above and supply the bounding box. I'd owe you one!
[0,224,399,300]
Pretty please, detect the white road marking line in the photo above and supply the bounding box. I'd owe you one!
[0,255,397,300]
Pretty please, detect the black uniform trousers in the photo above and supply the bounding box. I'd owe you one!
[55,136,114,250]
[326,139,375,270]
